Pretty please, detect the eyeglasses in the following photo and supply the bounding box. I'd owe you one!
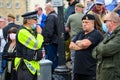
[104,20,112,23]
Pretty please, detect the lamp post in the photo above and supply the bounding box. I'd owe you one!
[51,0,71,80]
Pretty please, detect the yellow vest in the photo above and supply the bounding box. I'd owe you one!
[14,57,40,75]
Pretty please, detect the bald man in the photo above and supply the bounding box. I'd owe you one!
[42,2,59,71]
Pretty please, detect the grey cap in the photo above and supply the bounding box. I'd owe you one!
[95,0,104,5]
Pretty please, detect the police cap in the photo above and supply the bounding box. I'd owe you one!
[82,14,95,20]
[22,11,38,19]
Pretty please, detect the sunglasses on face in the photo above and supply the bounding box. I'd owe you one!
[104,20,112,23]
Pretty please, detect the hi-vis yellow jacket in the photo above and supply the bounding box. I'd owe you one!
[14,26,44,75]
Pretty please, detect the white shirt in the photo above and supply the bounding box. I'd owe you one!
[37,14,42,25]
[0,29,6,52]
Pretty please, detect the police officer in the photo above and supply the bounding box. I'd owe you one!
[14,11,44,80]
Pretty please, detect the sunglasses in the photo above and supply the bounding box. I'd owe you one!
[104,20,112,23]
[96,4,102,6]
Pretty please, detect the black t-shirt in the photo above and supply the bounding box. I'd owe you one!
[73,29,103,75]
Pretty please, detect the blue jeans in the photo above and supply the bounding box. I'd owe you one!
[45,43,58,70]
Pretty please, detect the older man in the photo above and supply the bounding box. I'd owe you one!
[69,14,103,80]
[92,12,120,80]
[42,2,59,71]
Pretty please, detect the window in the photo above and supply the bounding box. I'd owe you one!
[16,3,20,8]
[0,2,2,8]
[6,2,11,8]
[16,15,20,21]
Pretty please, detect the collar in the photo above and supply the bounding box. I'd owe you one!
[24,25,32,30]
[9,21,14,23]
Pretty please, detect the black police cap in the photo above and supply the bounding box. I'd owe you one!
[82,14,95,20]
[22,11,38,19]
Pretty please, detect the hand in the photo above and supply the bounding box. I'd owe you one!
[36,25,42,34]
[69,42,81,50]
[76,40,82,47]
[65,27,70,32]
[69,42,76,49]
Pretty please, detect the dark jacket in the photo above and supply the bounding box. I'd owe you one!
[2,41,16,60]
[42,11,58,44]
[64,1,78,24]
[2,41,17,80]
[3,23,20,40]
[92,25,120,80]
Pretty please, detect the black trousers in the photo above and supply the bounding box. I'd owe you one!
[17,62,37,80]
[73,73,96,80]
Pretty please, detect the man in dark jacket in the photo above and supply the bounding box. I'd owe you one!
[3,14,20,40]
[42,2,58,71]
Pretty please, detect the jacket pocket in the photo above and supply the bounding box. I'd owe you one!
[102,57,115,69]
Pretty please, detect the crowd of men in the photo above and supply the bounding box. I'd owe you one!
[0,0,120,80]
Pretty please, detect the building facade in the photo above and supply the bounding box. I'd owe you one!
[0,0,27,25]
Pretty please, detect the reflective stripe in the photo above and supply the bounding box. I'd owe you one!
[25,36,34,47]
[18,29,44,50]
[15,57,40,75]
[33,40,39,50]
[24,61,36,74]
[25,36,39,50]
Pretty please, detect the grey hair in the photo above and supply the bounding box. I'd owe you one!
[109,12,120,23]
[46,2,55,11]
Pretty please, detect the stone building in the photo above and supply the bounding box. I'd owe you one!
[0,0,27,25]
